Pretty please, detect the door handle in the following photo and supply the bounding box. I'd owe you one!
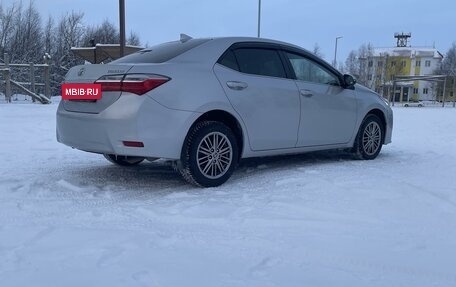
[300,89,313,97]
[226,81,248,91]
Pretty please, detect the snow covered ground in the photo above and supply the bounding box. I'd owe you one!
[1,99,456,287]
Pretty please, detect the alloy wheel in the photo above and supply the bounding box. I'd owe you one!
[362,122,382,156]
[196,132,233,179]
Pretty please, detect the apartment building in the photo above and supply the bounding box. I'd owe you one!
[363,34,444,102]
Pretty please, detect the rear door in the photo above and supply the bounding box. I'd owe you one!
[214,44,300,151]
[283,51,357,147]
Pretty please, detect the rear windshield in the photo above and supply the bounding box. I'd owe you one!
[112,39,210,64]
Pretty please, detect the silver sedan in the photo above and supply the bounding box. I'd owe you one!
[57,35,393,187]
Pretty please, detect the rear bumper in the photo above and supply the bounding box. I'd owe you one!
[56,95,199,159]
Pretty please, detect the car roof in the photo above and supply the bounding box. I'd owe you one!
[171,36,313,64]
[209,36,308,51]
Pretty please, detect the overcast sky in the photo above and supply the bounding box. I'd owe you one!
[3,0,455,65]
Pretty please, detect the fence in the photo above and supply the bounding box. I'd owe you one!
[1,53,51,104]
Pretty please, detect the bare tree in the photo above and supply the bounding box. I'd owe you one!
[43,15,63,96]
[337,62,345,73]
[343,44,375,86]
[58,11,84,48]
[357,43,374,87]
[8,0,43,63]
[312,43,324,59]
[439,43,456,104]
[55,11,85,71]
[127,31,140,46]
[0,1,142,100]
[0,2,17,57]
[344,50,359,76]
[442,42,456,72]
[82,19,119,46]
[44,15,54,55]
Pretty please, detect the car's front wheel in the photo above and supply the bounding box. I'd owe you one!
[103,154,145,166]
[179,121,238,187]
[352,114,384,160]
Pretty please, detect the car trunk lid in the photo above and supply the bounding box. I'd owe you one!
[62,64,134,114]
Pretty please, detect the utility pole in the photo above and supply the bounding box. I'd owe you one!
[333,36,343,67]
[257,0,261,37]
[119,0,126,57]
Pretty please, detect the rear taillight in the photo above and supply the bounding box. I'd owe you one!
[95,74,169,95]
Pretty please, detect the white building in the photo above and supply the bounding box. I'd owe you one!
[362,34,444,102]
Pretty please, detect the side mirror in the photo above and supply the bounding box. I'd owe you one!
[343,74,356,89]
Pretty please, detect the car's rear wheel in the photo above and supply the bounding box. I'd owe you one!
[179,121,238,187]
[103,154,145,166]
[352,114,384,160]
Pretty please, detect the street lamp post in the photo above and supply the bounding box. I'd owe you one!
[333,36,343,67]
[119,0,126,57]
[257,0,261,37]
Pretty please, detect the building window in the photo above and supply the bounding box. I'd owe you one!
[451,91,454,97]
[368,74,372,81]
[416,60,421,67]
[423,88,429,94]
[413,88,419,94]
[368,60,373,67]
[425,60,431,67]
[377,61,383,67]
[401,60,406,68]
[391,61,396,67]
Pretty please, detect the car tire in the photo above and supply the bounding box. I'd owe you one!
[352,114,384,160]
[418,104,423,107]
[103,154,145,166]
[179,121,238,187]
[404,104,409,107]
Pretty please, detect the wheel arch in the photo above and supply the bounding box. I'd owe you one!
[365,108,387,143]
[184,109,244,160]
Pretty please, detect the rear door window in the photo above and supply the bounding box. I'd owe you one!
[217,50,239,71]
[233,48,286,78]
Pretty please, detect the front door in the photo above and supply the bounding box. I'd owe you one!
[284,52,357,147]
